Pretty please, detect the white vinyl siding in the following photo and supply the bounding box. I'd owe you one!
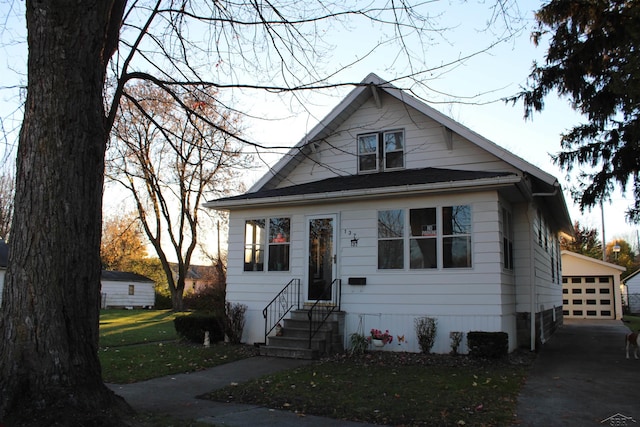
[279,93,519,187]
[224,191,514,352]
[100,280,155,308]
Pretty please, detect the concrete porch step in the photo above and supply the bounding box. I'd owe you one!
[259,345,319,360]
[267,335,326,352]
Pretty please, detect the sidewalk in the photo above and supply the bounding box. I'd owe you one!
[515,319,640,426]
[108,356,377,426]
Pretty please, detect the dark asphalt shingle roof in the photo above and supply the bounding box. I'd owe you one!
[100,270,154,283]
[215,167,516,202]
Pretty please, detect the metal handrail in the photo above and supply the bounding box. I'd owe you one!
[307,278,341,349]
[263,278,301,344]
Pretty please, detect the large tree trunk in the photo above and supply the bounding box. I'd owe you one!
[0,1,130,424]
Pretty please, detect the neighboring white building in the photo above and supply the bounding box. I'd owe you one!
[561,251,625,320]
[205,73,572,355]
[0,240,155,309]
[624,269,640,314]
[100,270,155,309]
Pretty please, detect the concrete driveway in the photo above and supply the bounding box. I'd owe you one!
[515,319,640,426]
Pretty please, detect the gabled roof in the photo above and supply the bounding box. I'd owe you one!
[101,270,155,283]
[623,268,640,283]
[561,250,626,272]
[206,73,572,232]
[251,73,560,192]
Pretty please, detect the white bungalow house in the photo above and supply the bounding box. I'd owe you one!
[560,250,625,320]
[205,73,572,357]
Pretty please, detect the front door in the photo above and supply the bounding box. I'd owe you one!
[307,216,337,302]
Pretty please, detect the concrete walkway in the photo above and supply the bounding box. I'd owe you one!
[108,356,376,426]
[514,319,640,426]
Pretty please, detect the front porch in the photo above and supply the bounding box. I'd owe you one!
[259,278,344,360]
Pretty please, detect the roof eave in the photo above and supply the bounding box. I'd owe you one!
[205,175,521,211]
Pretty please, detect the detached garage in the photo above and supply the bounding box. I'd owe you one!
[100,271,155,309]
[561,250,625,320]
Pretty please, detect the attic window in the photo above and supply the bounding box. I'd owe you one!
[357,130,404,173]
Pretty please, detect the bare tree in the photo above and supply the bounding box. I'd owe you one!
[0,1,522,424]
[0,169,14,241]
[107,81,247,311]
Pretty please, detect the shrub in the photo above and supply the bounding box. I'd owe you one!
[174,313,224,344]
[154,291,173,310]
[467,331,508,358]
[349,333,369,355]
[183,285,226,311]
[224,302,247,344]
[415,317,437,354]
[449,331,464,355]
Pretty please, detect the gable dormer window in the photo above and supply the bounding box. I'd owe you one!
[357,130,404,173]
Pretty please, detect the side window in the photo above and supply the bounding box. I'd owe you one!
[443,205,472,268]
[409,208,437,269]
[244,219,265,271]
[378,210,404,269]
[502,208,514,270]
[268,218,290,271]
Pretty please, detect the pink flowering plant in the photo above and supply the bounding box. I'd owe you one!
[369,328,393,344]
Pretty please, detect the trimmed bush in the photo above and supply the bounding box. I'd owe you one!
[450,331,464,355]
[415,317,438,354]
[173,313,224,344]
[467,331,508,358]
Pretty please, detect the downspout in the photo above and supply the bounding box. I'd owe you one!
[526,204,537,351]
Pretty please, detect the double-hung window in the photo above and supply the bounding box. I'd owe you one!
[244,218,291,272]
[442,206,472,268]
[409,208,437,269]
[358,130,404,173]
[268,218,290,271]
[377,210,404,269]
[244,219,265,271]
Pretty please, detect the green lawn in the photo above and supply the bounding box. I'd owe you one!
[100,310,531,426]
[623,314,640,332]
[99,309,179,347]
[99,309,258,384]
[205,352,530,427]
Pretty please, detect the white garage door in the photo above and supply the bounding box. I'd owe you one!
[562,276,614,319]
